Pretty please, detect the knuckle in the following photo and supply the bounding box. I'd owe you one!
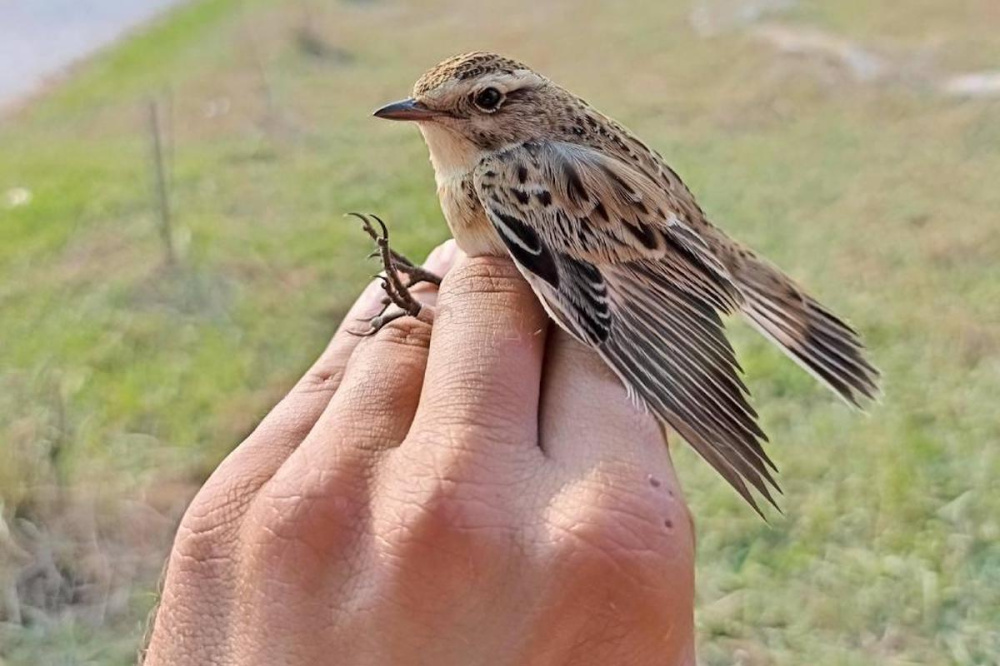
[335,337,428,423]
[420,376,528,433]
[169,520,236,582]
[349,320,431,394]
[168,452,287,575]
[541,485,695,659]
[438,256,530,303]
[176,465,263,551]
[367,316,433,350]
[545,466,693,590]
[246,398,319,446]
[376,453,519,578]
[297,362,343,394]
[244,456,369,566]
[396,478,505,545]
[336,371,402,417]
[404,422,539,477]
[168,479,271,585]
[171,504,241,575]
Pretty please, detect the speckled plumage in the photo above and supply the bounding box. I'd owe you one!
[413,53,530,97]
[378,52,880,512]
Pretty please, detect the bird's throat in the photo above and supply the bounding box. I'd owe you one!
[418,123,484,187]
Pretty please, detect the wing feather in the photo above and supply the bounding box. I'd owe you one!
[473,139,879,511]
[474,141,780,510]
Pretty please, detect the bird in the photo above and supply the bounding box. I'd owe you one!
[370,51,880,513]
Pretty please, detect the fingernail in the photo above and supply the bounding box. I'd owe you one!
[423,239,463,275]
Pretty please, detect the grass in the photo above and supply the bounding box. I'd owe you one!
[1,0,998,663]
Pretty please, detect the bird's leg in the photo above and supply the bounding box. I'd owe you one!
[367,277,415,332]
[352,213,444,287]
[345,278,408,338]
[348,213,440,333]
[354,213,421,318]
[394,262,443,289]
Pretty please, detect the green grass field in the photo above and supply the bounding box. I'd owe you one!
[1,0,998,663]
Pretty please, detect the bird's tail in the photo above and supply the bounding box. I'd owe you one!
[733,255,881,406]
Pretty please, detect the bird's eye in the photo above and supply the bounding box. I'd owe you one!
[473,87,504,112]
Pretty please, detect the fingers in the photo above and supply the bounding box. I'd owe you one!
[268,242,463,494]
[209,241,459,497]
[303,238,457,394]
[539,328,669,473]
[253,315,434,561]
[244,244,461,564]
[409,255,550,448]
[295,316,432,458]
[298,240,460,448]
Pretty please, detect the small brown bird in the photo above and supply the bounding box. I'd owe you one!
[372,52,880,513]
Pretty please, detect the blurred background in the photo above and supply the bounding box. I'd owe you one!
[0,0,998,663]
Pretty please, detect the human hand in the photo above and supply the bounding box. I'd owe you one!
[144,241,695,666]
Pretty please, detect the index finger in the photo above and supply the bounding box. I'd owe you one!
[410,254,549,447]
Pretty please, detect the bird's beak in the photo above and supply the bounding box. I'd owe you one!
[373,98,439,122]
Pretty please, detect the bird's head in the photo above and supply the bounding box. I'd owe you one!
[374,52,576,179]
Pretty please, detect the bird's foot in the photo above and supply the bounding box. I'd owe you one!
[393,261,443,289]
[347,212,442,335]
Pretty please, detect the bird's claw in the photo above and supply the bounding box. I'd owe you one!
[347,212,440,334]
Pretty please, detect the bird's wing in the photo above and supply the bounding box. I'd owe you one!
[474,141,779,512]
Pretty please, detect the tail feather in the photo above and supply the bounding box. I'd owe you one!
[734,257,881,406]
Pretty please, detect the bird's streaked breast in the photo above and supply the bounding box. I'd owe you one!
[438,174,506,257]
